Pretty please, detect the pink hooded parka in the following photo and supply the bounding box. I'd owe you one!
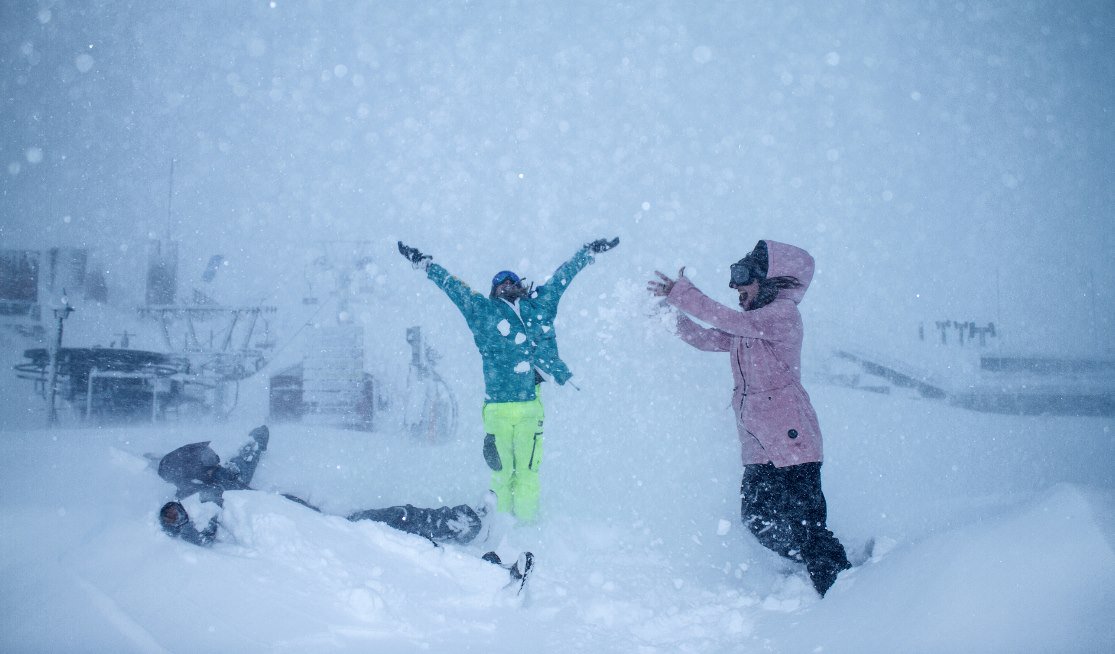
[666,240,823,467]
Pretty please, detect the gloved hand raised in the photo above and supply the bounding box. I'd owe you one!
[585,237,620,254]
[647,267,686,297]
[398,241,432,269]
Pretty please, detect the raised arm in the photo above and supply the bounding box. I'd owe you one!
[398,241,485,317]
[666,276,799,342]
[426,263,487,317]
[542,247,593,300]
[648,267,730,351]
[536,237,618,303]
[676,313,732,352]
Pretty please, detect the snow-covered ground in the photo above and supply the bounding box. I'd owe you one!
[3,2,1113,651]
[2,336,1112,652]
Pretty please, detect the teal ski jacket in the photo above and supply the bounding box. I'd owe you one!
[427,247,594,403]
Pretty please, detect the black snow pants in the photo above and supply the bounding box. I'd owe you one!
[741,461,850,596]
[346,504,481,545]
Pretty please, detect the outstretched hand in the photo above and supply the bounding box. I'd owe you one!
[398,241,432,269]
[585,237,620,254]
[647,267,685,297]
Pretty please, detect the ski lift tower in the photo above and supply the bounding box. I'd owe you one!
[138,235,277,419]
[138,300,277,418]
[402,325,459,443]
[299,240,381,430]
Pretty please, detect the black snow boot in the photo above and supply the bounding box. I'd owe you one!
[809,557,851,597]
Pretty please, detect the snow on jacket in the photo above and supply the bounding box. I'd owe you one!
[427,247,594,403]
[666,240,823,467]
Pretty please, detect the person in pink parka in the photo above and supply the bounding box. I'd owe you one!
[648,239,850,597]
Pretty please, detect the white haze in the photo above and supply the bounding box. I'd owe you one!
[1,1,1113,652]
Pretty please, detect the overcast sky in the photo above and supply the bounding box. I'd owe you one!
[2,1,1112,355]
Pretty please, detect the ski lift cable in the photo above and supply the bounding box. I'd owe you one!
[245,240,378,375]
[255,290,336,374]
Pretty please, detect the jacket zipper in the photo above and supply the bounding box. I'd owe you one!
[735,340,747,395]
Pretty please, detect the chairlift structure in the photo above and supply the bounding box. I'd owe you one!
[403,326,459,443]
[14,347,196,423]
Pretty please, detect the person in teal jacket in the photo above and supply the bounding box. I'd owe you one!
[398,238,619,522]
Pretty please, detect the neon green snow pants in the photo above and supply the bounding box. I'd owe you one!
[482,388,545,523]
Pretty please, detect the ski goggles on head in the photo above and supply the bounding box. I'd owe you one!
[730,260,762,287]
[491,270,521,287]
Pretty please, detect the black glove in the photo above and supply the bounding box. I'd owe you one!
[398,241,432,266]
[585,237,620,254]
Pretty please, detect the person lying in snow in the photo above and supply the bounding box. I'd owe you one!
[156,426,482,548]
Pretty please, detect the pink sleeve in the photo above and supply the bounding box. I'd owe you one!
[676,313,731,352]
[667,277,796,341]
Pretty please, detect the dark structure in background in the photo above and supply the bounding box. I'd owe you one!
[835,349,1115,416]
[145,240,178,306]
[266,326,456,438]
[266,241,387,432]
[0,247,109,322]
[952,356,1115,416]
[269,363,304,423]
[0,250,41,319]
[832,318,1114,416]
[402,325,457,443]
[268,362,381,431]
[4,238,288,423]
[15,347,196,423]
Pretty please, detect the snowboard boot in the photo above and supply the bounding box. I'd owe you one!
[510,551,534,581]
[482,550,534,593]
[510,551,534,595]
[249,425,270,448]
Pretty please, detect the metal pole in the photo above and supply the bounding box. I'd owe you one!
[86,367,96,420]
[47,315,62,426]
[221,312,240,351]
[47,303,73,427]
